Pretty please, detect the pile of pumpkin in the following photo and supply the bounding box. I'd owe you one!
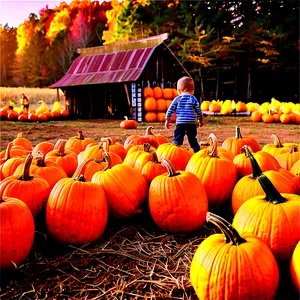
[1,126,299,299]
[201,97,300,124]
[0,100,69,122]
[143,86,178,122]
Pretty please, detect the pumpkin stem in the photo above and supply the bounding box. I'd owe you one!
[206,133,218,157]
[160,157,180,177]
[101,152,111,171]
[55,140,67,156]
[270,134,283,148]
[289,145,299,154]
[257,174,287,204]
[77,130,84,140]
[17,132,23,139]
[145,126,155,136]
[72,158,94,180]
[206,212,246,245]
[247,147,264,178]
[235,126,243,139]
[18,153,34,181]
[34,150,46,166]
[101,137,113,146]
[241,145,253,157]
[124,116,128,120]
[4,142,13,160]
[143,143,151,152]
[151,152,159,162]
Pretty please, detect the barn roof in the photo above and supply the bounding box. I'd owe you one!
[50,33,183,88]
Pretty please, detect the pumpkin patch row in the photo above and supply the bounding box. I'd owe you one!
[1,126,299,298]
[0,100,69,122]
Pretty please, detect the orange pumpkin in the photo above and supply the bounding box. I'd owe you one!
[250,111,262,122]
[149,157,208,233]
[141,152,166,185]
[276,145,300,170]
[186,134,237,208]
[231,148,300,214]
[232,174,300,262]
[0,196,35,269]
[222,125,261,157]
[156,143,193,171]
[144,97,156,111]
[65,130,96,154]
[261,134,293,159]
[144,111,157,122]
[153,86,163,99]
[46,159,108,245]
[0,153,51,216]
[120,116,138,129]
[12,132,32,152]
[233,145,281,179]
[32,141,55,156]
[156,99,167,111]
[190,212,279,300]
[143,87,153,98]
[91,155,148,219]
[45,139,78,177]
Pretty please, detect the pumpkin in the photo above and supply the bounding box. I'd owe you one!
[144,112,157,122]
[141,152,166,185]
[156,112,166,122]
[144,97,156,111]
[46,159,108,245]
[78,157,107,182]
[0,196,35,269]
[233,145,281,179]
[120,116,138,129]
[143,126,169,145]
[290,241,300,294]
[45,139,78,177]
[190,212,279,300]
[32,141,55,157]
[261,134,292,158]
[186,134,237,208]
[251,110,263,122]
[290,160,300,177]
[65,130,96,154]
[156,143,193,171]
[0,154,26,180]
[91,154,148,219]
[149,157,208,233]
[231,148,300,214]
[276,144,300,170]
[156,99,167,111]
[153,86,163,99]
[12,132,32,152]
[143,87,153,98]
[100,138,126,161]
[222,126,261,157]
[0,153,51,216]
[125,143,157,157]
[232,173,300,262]
[162,88,173,100]
[235,101,247,112]
[13,151,68,190]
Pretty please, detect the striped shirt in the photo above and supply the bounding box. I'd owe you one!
[165,94,203,124]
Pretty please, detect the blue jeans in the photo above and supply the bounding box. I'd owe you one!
[172,123,200,153]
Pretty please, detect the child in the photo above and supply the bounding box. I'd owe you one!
[165,76,203,153]
[20,94,30,111]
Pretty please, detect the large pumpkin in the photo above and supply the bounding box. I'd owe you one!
[261,134,292,158]
[45,139,78,177]
[156,143,193,171]
[233,145,281,179]
[0,196,35,269]
[46,160,108,245]
[91,154,148,219]
[190,212,279,300]
[222,126,261,157]
[13,151,68,190]
[186,134,237,208]
[149,157,208,233]
[0,153,51,217]
[65,130,96,154]
[232,174,300,262]
[231,149,300,214]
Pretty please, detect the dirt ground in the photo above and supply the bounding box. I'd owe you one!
[0,116,299,300]
[1,115,299,151]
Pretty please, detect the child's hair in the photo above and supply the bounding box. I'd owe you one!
[177,76,194,93]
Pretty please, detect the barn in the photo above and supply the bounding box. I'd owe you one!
[49,33,190,122]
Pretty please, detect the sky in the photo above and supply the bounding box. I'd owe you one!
[0,0,71,28]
